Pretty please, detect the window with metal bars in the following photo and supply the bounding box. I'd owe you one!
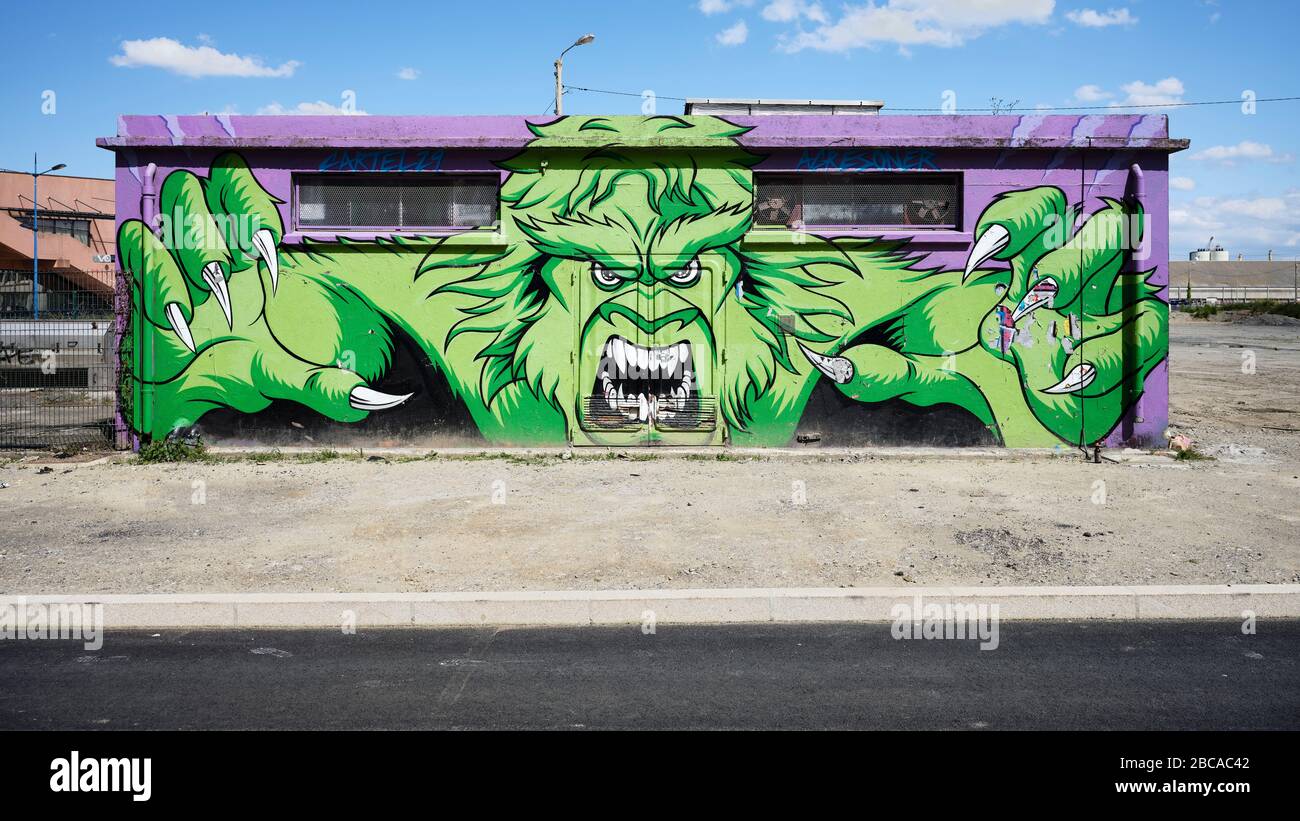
[295,175,498,230]
[753,173,960,229]
[17,216,93,245]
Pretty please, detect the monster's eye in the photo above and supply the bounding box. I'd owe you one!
[670,258,702,287]
[591,261,621,288]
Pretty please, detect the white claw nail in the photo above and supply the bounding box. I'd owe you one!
[201,261,233,329]
[799,343,855,384]
[165,302,196,353]
[1012,278,1059,323]
[251,228,279,293]
[1011,296,1048,324]
[964,223,1012,281]
[1042,363,1096,395]
[348,386,413,410]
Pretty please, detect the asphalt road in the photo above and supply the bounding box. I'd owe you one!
[1,620,1296,730]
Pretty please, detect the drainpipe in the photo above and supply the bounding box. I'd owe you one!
[1122,163,1145,444]
[142,162,159,231]
[138,163,158,442]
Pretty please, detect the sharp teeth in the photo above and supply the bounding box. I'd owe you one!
[594,338,699,416]
[612,338,627,375]
[659,345,678,378]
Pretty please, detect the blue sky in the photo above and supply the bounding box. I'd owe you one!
[2,0,1296,259]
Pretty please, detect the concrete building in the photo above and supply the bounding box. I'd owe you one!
[0,171,118,449]
[97,112,1185,449]
[1170,259,1300,303]
[0,170,115,317]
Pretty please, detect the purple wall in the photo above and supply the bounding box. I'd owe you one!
[102,114,1184,449]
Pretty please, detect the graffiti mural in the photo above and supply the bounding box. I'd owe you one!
[118,116,1167,447]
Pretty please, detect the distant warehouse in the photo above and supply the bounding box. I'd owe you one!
[1170,260,1299,303]
[97,106,1186,450]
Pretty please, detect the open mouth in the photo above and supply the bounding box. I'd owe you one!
[592,335,696,422]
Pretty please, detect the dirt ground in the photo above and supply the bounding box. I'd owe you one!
[2,311,1298,594]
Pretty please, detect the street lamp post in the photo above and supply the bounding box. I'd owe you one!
[554,33,595,115]
[30,155,67,320]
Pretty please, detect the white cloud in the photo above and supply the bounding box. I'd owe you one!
[1189,141,1294,165]
[1068,76,1185,108]
[762,0,827,23]
[1117,76,1183,106]
[257,100,367,115]
[777,0,1055,52]
[1216,197,1291,220]
[699,0,754,13]
[396,67,420,81]
[717,20,750,46]
[1170,176,1196,191]
[110,37,299,78]
[1170,191,1300,254]
[1073,83,1113,102]
[1066,7,1137,27]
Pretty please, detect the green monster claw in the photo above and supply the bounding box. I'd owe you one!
[120,117,1168,448]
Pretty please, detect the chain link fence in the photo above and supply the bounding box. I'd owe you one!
[0,273,123,450]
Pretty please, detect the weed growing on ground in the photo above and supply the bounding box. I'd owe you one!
[136,440,211,463]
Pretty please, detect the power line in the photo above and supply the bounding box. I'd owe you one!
[567,85,687,102]
[563,86,1300,112]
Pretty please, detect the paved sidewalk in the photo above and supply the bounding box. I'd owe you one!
[5,584,1298,627]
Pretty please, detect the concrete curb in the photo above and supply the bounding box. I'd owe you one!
[5,446,1175,465]
[198,445,1173,463]
[3,585,1296,628]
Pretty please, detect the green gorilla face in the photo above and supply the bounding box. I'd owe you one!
[488,117,754,439]
[573,250,729,431]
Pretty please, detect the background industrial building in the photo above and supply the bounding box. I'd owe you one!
[0,170,118,448]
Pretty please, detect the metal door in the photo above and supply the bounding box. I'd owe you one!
[574,256,721,446]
